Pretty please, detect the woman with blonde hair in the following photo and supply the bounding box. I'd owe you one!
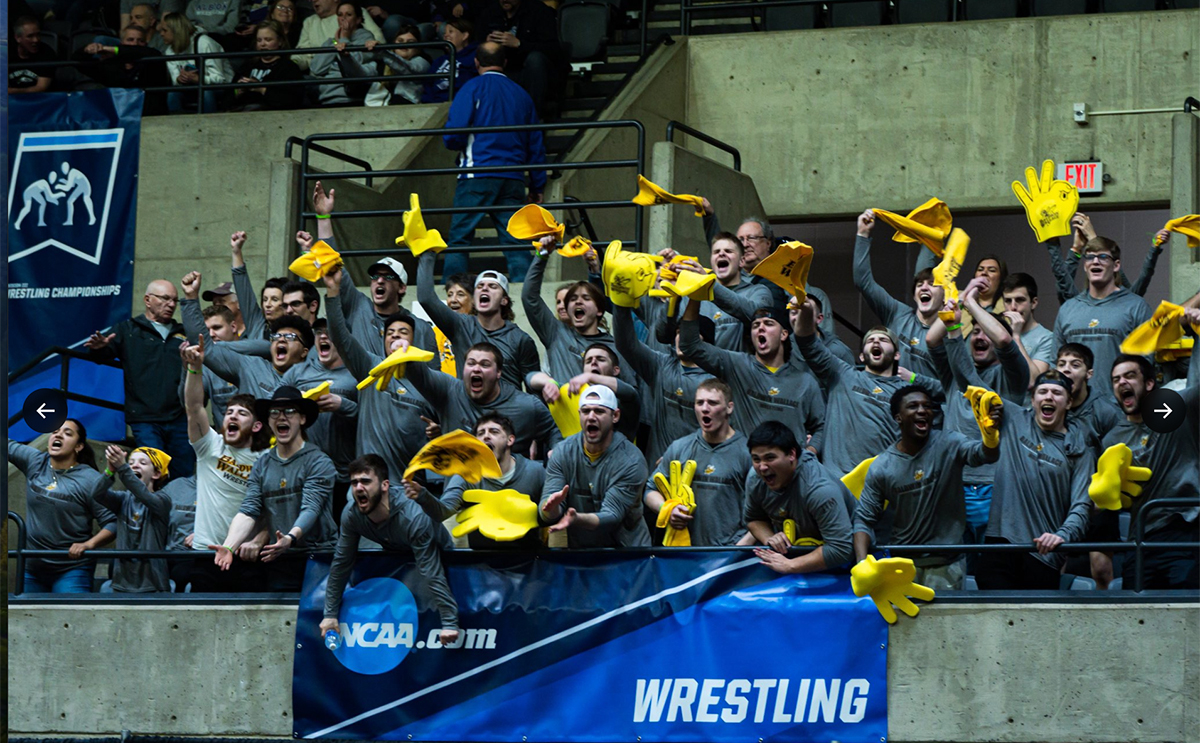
[159,11,234,113]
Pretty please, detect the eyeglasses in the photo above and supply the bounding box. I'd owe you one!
[270,332,302,342]
[1083,253,1114,264]
[283,299,309,310]
[269,408,300,419]
[148,293,178,303]
[274,4,295,11]
[738,235,768,244]
[370,273,400,283]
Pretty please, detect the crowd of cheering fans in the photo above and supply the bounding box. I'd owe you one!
[8,171,1199,631]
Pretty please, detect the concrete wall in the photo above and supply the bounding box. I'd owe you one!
[8,602,1198,740]
[684,11,1199,219]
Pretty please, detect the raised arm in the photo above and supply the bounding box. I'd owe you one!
[613,305,661,382]
[106,447,172,521]
[678,296,741,380]
[1044,236,1080,304]
[416,251,466,339]
[323,267,380,380]
[181,341,211,442]
[521,251,562,348]
[229,231,266,340]
[792,298,848,388]
[851,211,909,325]
[711,280,772,325]
[1128,231,1168,297]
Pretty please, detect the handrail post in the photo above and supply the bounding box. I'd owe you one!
[635,120,646,251]
[197,53,206,114]
[59,354,70,392]
[641,0,649,58]
[680,0,688,36]
[9,511,27,595]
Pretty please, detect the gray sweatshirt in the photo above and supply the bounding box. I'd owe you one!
[406,362,562,459]
[96,465,172,592]
[679,316,826,454]
[852,235,939,379]
[309,28,375,106]
[685,275,772,352]
[795,332,943,478]
[742,451,856,568]
[282,357,360,480]
[417,252,541,389]
[854,430,990,565]
[325,494,458,630]
[162,475,197,550]
[1053,287,1151,387]
[183,297,286,398]
[186,0,242,35]
[336,253,438,362]
[540,433,650,548]
[414,455,546,550]
[327,294,436,486]
[648,431,751,546]
[238,441,338,551]
[1067,386,1124,452]
[614,305,713,466]
[985,407,1095,569]
[232,264,268,340]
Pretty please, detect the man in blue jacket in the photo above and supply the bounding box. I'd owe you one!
[442,42,546,281]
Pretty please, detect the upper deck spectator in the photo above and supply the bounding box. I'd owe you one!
[9,16,56,95]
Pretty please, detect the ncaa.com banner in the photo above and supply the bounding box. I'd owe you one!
[293,551,887,742]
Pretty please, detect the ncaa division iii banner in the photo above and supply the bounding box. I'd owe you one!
[7,89,140,367]
[293,551,887,743]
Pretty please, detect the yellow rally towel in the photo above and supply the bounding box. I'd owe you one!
[840,457,876,500]
[1120,301,1188,355]
[507,203,565,246]
[1162,214,1200,248]
[435,326,456,376]
[1156,337,1193,363]
[133,447,171,477]
[356,345,436,391]
[1012,159,1079,242]
[660,267,716,303]
[453,488,539,541]
[403,430,502,482]
[872,198,952,258]
[965,385,1002,448]
[601,240,661,308]
[301,380,332,400]
[288,240,342,281]
[932,228,970,302]
[631,175,705,217]
[559,235,592,258]
[750,240,813,302]
[548,382,588,438]
[396,193,447,256]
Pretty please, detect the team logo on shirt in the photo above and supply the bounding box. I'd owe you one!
[768,387,780,396]
[872,387,883,395]
[1036,443,1043,452]
[1088,319,1100,328]
[909,337,919,346]
[675,387,683,397]
[1140,435,1149,447]
[914,469,925,481]
[704,465,715,475]
[713,312,724,320]
[280,478,287,489]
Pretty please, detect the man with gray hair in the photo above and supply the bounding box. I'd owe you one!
[124,3,182,52]
[85,279,196,477]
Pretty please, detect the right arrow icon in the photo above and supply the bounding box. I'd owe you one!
[1154,403,1173,418]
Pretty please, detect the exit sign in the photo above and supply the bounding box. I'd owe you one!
[1057,161,1104,194]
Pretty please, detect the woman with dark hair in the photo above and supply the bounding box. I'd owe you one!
[972,254,1008,313]
[269,0,302,48]
[444,272,476,315]
[422,16,475,103]
[309,1,375,106]
[7,419,116,593]
[347,23,432,106]
[231,20,304,110]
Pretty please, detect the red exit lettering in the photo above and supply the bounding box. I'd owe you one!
[1066,163,1096,189]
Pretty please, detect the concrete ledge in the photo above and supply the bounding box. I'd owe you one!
[9,601,1197,740]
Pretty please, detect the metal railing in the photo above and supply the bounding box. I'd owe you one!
[19,40,457,112]
[680,0,886,35]
[6,346,125,429]
[290,119,646,255]
[284,136,374,188]
[666,120,741,171]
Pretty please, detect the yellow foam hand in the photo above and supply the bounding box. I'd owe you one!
[403,430,502,482]
[841,457,876,500]
[655,460,698,547]
[559,236,592,258]
[1156,336,1194,363]
[548,382,587,437]
[851,555,935,624]
[631,175,706,217]
[964,385,1002,448]
[1121,301,1187,355]
[932,228,970,303]
[750,241,814,302]
[397,193,447,256]
[301,380,332,400]
[601,240,661,308]
[356,344,436,391]
[1089,444,1153,511]
[872,198,952,258]
[1012,159,1079,242]
[288,240,343,281]
[1162,214,1200,248]
[507,203,565,246]
[452,488,539,541]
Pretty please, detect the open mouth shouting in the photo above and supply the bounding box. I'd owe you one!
[317,336,333,362]
[468,372,485,396]
[274,419,293,438]
[912,413,930,436]
[755,331,771,354]
[224,419,242,440]
[47,433,66,454]
[273,340,291,365]
[1038,401,1058,424]
[373,283,389,302]
[1116,383,1138,412]
[584,419,601,439]
[476,290,493,311]
[571,304,588,326]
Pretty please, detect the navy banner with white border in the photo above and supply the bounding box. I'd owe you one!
[293,551,887,742]
[6,89,142,441]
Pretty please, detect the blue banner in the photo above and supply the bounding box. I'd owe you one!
[6,89,142,441]
[293,552,887,742]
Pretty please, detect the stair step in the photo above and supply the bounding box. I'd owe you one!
[590,61,638,75]
[572,78,622,97]
[545,135,576,153]
[560,96,608,111]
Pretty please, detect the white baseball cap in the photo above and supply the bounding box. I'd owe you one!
[578,385,618,411]
[368,257,409,284]
[475,270,510,295]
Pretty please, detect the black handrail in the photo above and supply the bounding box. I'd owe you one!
[563,195,600,242]
[21,40,457,110]
[8,512,29,596]
[284,137,373,188]
[665,120,741,171]
[6,346,126,429]
[294,119,646,255]
[1130,497,1200,592]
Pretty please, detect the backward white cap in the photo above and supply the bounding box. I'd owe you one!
[475,270,510,295]
[578,385,618,411]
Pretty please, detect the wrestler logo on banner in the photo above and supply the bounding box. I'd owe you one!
[8,129,124,265]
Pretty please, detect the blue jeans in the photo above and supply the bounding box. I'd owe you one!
[167,89,220,114]
[23,566,93,593]
[443,177,531,280]
[130,413,196,477]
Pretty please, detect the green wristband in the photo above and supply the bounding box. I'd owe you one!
[908,372,917,383]
[315,214,331,219]
[104,468,114,478]
[945,323,962,332]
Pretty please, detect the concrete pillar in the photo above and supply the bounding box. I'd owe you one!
[268,160,302,281]
[1170,113,1200,303]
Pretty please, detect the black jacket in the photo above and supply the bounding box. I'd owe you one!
[88,315,188,423]
[474,0,560,67]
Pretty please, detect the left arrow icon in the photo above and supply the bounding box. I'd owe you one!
[36,403,55,419]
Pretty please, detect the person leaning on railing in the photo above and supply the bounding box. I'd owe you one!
[342,24,431,106]
[80,24,172,116]
[309,2,376,106]
[158,11,235,113]
[229,19,304,111]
